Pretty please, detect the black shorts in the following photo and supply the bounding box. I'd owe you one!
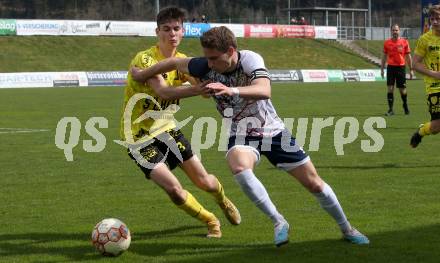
[128,129,194,178]
[427,92,440,121]
[386,65,406,88]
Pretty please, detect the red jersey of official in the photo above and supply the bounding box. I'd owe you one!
[383,38,411,66]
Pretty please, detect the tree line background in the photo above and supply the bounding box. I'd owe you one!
[0,0,421,27]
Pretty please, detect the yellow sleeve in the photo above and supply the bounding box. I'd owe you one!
[414,36,427,57]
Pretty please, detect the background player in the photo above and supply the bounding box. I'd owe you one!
[381,24,413,116]
[410,5,440,147]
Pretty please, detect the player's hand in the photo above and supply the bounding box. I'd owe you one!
[130,66,149,82]
[206,82,232,96]
[193,80,212,97]
[409,70,414,80]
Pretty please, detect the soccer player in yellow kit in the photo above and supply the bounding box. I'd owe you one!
[120,7,240,238]
[410,4,440,147]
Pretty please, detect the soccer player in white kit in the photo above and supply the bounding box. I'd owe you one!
[131,26,369,247]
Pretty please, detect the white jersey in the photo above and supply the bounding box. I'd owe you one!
[188,50,285,137]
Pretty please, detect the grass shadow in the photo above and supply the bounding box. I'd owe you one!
[155,224,440,263]
[0,225,203,261]
[1,224,439,262]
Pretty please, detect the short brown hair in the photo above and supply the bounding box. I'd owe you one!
[200,26,237,53]
[429,4,440,17]
[156,6,186,27]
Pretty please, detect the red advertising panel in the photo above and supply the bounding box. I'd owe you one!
[244,24,277,38]
[276,25,315,38]
[244,24,315,38]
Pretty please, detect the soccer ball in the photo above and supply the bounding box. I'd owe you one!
[91,218,131,256]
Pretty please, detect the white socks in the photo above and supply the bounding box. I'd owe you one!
[313,183,351,233]
[234,169,285,225]
[234,169,351,233]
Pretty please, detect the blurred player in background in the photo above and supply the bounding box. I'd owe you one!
[410,5,440,147]
[121,7,241,238]
[131,26,370,247]
[381,24,414,116]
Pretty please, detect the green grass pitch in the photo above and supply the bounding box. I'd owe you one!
[0,80,439,262]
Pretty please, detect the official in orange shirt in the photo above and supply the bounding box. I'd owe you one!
[380,24,414,116]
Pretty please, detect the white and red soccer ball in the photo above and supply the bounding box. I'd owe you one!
[91,218,131,256]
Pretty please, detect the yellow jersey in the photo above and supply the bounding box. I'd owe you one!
[120,45,188,143]
[414,30,440,94]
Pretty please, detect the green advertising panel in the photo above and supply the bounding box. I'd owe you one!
[0,19,16,35]
[327,70,344,82]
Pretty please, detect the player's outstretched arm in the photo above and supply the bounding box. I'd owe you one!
[147,75,210,100]
[207,78,271,100]
[413,54,440,79]
[131,57,193,82]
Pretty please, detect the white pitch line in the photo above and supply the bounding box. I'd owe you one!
[0,128,50,134]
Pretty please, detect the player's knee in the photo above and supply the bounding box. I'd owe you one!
[304,173,324,193]
[308,180,324,193]
[206,174,219,191]
[196,174,218,192]
[230,165,249,175]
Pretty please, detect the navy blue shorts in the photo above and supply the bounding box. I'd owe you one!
[227,130,310,171]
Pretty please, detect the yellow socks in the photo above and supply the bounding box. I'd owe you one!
[419,122,432,136]
[210,180,226,204]
[177,191,217,223]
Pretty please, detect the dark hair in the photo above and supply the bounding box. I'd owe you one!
[391,24,399,30]
[430,4,440,16]
[156,6,186,27]
[200,26,237,53]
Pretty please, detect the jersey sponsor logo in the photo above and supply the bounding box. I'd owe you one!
[429,82,440,87]
[142,148,158,161]
[430,104,440,113]
[429,45,440,51]
[143,96,179,113]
